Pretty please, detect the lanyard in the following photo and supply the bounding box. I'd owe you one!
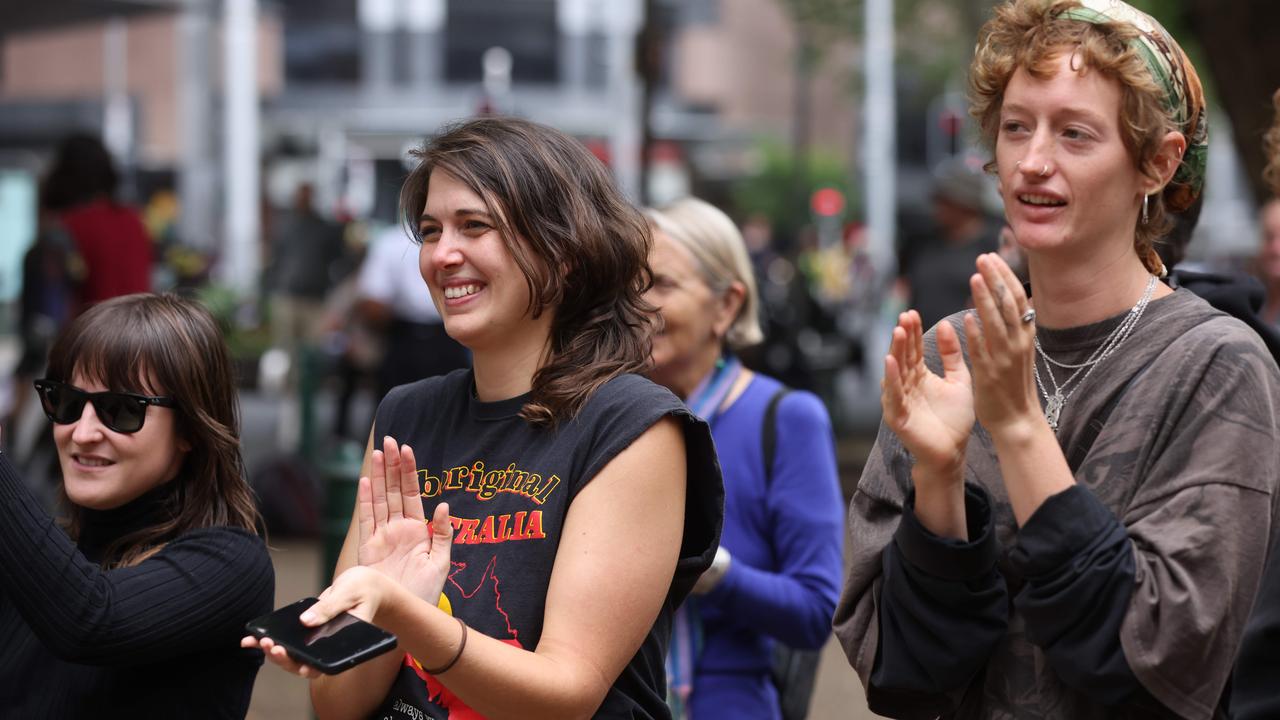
[684,355,743,427]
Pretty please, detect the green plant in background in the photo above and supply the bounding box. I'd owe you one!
[194,283,272,361]
[731,138,859,240]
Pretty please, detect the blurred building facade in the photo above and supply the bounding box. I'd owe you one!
[269,0,860,221]
[0,0,865,422]
[0,0,861,265]
[0,10,283,167]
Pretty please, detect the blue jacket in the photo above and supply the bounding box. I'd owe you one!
[691,374,844,719]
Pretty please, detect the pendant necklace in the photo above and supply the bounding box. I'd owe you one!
[1032,275,1157,431]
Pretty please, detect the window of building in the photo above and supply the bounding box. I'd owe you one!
[283,0,360,83]
[444,0,558,84]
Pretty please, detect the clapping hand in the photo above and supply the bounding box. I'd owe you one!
[881,309,975,483]
[963,253,1040,434]
[242,436,454,679]
[357,436,454,604]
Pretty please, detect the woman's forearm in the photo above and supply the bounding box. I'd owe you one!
[911,462,968,540]
[377,585,614,720]
[310,650,405,720]
[987,417,1075,526]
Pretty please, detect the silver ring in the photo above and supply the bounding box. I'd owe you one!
[1020,308,1036,324]
[1039,164,1050,177]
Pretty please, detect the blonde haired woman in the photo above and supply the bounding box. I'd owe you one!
[646,197,843,720]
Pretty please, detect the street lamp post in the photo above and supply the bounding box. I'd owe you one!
[221,0,261,297]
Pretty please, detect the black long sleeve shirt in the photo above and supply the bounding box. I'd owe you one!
[870,483,1151,718]
[0,453,274,719]
[1231,537,1280,720]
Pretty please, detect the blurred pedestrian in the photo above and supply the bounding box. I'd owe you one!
[996,223,1027,281]
[1154,194,1280,362]
[741,215,826,391]
[244,116,724,720]
[268,182,347,385]
[645,197,843,720]
[0,293,274,717]
[357,223,470,406]
[3,188,84,463]
[5,132,145,474]
[42,133,152,313]
[1257,198,1280,330]
[834,2,1280,718]
[1230,87,1280,720]
[903,157,1002,329]
[315,233,383,442]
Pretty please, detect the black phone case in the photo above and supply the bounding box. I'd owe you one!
[246,597,399,674]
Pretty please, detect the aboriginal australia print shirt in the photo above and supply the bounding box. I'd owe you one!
[370,369,722,720]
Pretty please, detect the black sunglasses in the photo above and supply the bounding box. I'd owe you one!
[34,379,176,434]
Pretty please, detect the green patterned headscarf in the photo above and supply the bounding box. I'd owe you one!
[1057,0,1207,212]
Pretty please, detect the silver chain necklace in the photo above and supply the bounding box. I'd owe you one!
[1032,275,1158,430]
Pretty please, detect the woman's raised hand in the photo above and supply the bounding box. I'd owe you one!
[963,253,1041,434]
[882,309,974,482]
[357,436,454,604]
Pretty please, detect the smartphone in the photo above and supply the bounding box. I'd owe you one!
[245,597,398,674]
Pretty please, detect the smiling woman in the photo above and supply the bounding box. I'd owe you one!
[414,168,552,367]
[247,117,724,720]
[643,197,843,720]
[0,293,274,718]
[833,1,1280,718]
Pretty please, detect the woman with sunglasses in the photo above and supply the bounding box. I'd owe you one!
[834,1,1280,717]
[245,117,723,720]
[0,293,274,718]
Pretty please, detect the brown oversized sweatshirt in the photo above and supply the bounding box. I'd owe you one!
[834,289,1280,719]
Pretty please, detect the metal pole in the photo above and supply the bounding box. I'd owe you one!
[178,0,216,253]
[103,18,135,201]
[606,0,643,201]
[862,0,896,396]
[864,0,896,279]
[222,0,261,296]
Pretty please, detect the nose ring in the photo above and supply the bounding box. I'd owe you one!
[1039,164,1049,177]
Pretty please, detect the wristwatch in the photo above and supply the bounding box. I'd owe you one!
[693,545,732,595]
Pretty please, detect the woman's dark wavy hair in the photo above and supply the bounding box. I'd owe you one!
[46,293,262,567]
[399,117,656,426]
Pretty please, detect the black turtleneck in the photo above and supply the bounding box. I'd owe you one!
[0,452,274,719]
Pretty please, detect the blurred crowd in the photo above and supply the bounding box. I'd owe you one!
[2,1,1280,717]
[8,127,1280,472]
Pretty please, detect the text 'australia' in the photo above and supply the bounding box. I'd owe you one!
[449,511,547,545]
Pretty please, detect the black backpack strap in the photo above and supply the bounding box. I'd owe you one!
[762,386,790,490]
[760,385,821,720]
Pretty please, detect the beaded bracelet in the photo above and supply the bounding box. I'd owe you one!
[423,616,468,675]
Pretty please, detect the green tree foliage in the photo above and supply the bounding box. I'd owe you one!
[778,0,861,47]
[732,138,859,237]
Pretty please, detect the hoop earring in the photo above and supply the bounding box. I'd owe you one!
[1141,194,1149,225]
